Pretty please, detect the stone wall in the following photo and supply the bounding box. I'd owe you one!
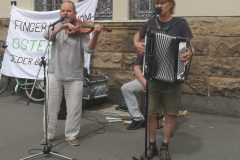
[1,17,240,116]
[91,18,240,117]
[92,18,240,98]
[187,17,240,98]
[0,18,9,53]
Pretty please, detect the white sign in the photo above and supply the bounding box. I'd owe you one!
[1,0,98,80]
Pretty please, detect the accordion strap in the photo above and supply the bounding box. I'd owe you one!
[155,17,185,33]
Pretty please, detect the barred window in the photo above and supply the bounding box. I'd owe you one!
[35,0,62,11]
[95,0,112,20]
[79,0,113,20]
[35,0,112,20]
[129,0,155,20]
[34,0,153,20]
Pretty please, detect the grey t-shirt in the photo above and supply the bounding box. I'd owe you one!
[140,16,193,39]
[44,28,94,81]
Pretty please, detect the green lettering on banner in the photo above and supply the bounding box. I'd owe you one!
[29,40,38,51]
[21,39,28,50]
[12,38,20,49]
[37,40,46,52]
[11,37,52,52]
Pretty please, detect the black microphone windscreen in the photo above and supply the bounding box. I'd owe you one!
[154,8,161,15]
[49,17,65,27]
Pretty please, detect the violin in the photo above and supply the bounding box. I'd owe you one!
[67,19,112,36]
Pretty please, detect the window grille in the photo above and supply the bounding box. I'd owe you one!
[95,0,112,20]
[35,0,62,11]
[129,0,155,20]
[35,0,112,20]
[34,0,153,20]
[70,0,113,20]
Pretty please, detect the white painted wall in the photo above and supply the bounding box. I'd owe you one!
[175,0,240,16]
[113,0,129,21]
[0,0,34,18]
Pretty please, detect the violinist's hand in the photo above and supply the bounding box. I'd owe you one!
[62,22,75,31]
[93,24,104,35]
[50,22,76,37]
[135,42,146,55]
[180,48,193,61]
[61,22,77,35]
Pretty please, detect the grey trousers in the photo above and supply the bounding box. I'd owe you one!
[43,73,83,140]
[121,79,144,121]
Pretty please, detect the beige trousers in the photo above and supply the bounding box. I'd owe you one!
[43,73,83,140]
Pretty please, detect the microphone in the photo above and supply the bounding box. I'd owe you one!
[49,17,65,27]
[153,8,161,16]
[1,44,7,48]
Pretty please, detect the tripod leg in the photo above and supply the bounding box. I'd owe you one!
[19,152,45,160]
[19,151,73,160]
[19,144,74,160]
[19,150,74,160]
[50,151,73,160]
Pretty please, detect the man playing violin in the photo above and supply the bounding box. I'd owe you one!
[42,0,104,146]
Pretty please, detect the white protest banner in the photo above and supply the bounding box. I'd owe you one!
[1,0,98,80]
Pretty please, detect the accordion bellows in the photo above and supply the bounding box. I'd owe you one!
[145,33,190,83]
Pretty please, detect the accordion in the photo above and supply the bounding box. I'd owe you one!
[144,32,191,83]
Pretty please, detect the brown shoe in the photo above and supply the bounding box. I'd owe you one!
[67,138,80,146]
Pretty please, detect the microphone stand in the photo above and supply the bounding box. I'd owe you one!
[20,26,73,160]
[141,31,155,160]
[132,10,159,160]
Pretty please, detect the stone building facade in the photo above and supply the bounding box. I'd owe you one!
[88,18,240,117]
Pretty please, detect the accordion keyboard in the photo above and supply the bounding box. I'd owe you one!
[147,33,188,83]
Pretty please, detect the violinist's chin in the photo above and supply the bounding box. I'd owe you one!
[63,17,71,23]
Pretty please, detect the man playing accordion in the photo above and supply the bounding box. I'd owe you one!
[133,0,194,159]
